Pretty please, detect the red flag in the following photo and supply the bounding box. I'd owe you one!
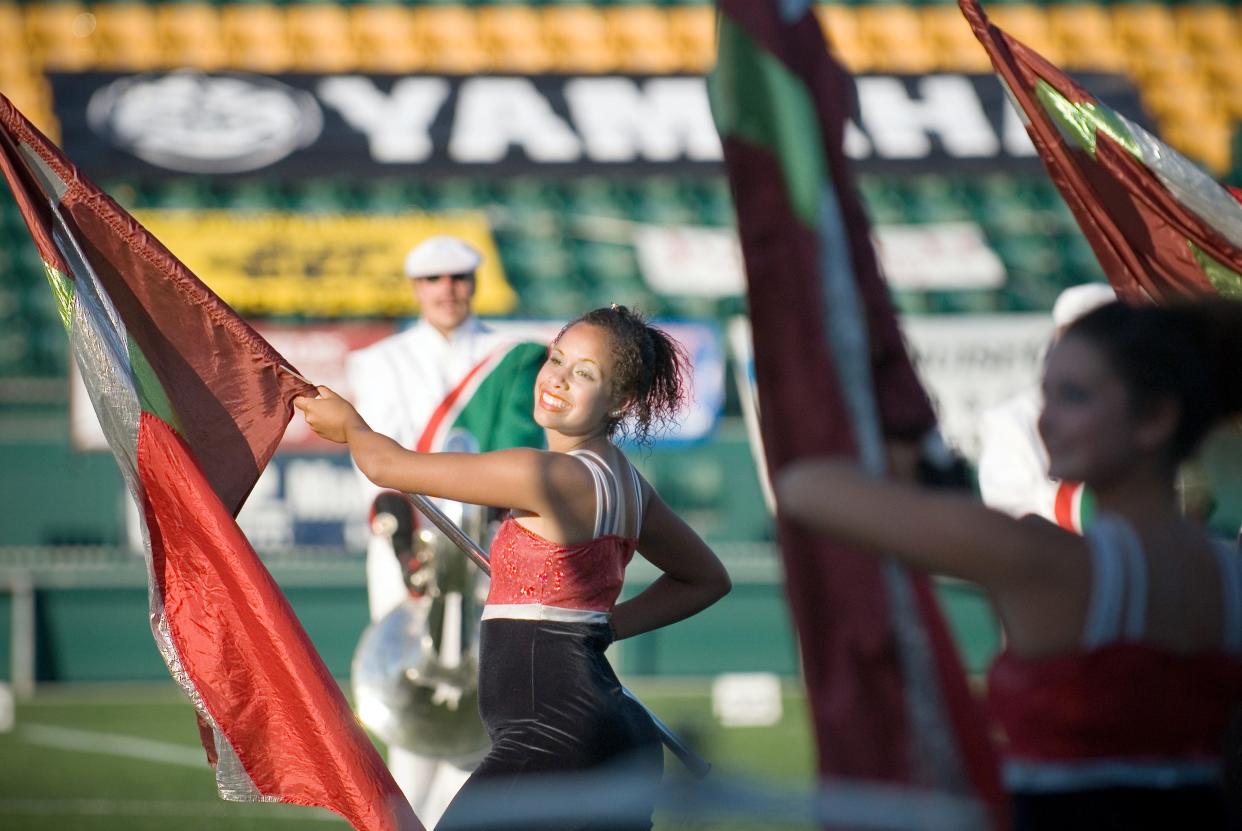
[959,0,1242,303]
[0,94,420,831]
[709,2,1005,825]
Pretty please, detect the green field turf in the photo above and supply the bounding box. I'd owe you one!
[0,681,817,831]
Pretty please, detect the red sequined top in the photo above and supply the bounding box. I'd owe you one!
[484,515,638,614]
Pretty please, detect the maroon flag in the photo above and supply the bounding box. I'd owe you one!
[960,0,1242,303]
[709,2,1005,825]
[0,94,420,830]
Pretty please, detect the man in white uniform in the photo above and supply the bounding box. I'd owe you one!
[977,282,1116,528]
[346,236,544,825]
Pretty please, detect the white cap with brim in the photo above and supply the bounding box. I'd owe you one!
[1052,282,1116,329]
[403,236,482,279]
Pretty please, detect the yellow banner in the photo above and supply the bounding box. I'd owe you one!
[132,210,516,317]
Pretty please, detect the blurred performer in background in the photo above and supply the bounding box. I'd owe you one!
[977,282,1115,531]
[779,299,1242,829]
[345,235,545,825]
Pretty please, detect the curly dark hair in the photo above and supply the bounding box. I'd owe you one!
[554,305,691,445]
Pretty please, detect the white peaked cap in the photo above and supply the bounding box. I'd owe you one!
[403,236,482,279]
[1052,282,1116,328]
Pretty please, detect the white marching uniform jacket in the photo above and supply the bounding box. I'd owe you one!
[346,316,529,826]
[977,386,1062,524]
[346,316,523,619]
[347,318,515,495]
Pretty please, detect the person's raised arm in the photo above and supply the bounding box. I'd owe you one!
[295,386,583,517]
[609,488,731,641]
[775,456,1067,592]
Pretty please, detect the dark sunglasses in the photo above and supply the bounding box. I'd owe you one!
[414,272,475,284]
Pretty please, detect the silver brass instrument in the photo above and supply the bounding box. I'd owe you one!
[352,430,490,759]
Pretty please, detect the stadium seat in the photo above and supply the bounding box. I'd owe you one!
[91,2,163,71]
[142,178,216,210]
[156,2,228,70]
[1204,55,1242,120]
[1175,4,1237,58]
[494,178,566,234]
[815,5,869,71]
[667,4,716,73]
[626,176,696,225]
[920,5,994,73]
[857,176,908,225]
[1141,68,1216,122]
[543,5,619,73]
[1060,229,1103,281]
[290,179,359,214]
[904,175,972,224]
[361,180,419,215]
[1047,3,1126,71]
[0,3,21,48]
[412,5,490,74]
[220,3,293,73]
[217,180,284,212]
[1110,3,1176,53]
[287,2,356,73]
[24,2,97,70]
[573,239,640,292]
[855,4,937,74]
[477,4,553,73]
[681,176,735,228]
[606,5,682,74]
[349,4,421,72]
[424,177,487,212]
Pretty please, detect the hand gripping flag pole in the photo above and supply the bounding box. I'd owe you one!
[407,493,713,779]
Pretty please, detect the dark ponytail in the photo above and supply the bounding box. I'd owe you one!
[1064,299,1242,461]
[555,306,691,445]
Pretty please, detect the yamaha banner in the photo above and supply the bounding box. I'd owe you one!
[51,70,1149,176]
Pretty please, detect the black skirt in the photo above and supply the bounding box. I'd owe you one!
[1011,785,1231,831]
[437,618,664,831]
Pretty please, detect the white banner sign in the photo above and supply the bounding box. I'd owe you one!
[635,222,1006,296]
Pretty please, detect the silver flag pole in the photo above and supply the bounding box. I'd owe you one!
[408,493,712,779]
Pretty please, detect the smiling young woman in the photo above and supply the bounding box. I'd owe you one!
[776,299,1242,830]
[296,305,730,831]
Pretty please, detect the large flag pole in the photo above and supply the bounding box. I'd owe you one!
[709,2,1005,825]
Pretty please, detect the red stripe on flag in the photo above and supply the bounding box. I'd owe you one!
[138,411,421,831]
[415,351,497,453]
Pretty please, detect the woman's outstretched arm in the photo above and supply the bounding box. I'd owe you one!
[295,386,586,517]
[610,490,731,641]
[775,456,1071,592]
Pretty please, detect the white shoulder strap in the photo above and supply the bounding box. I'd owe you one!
[1115,520,1147,641]
[628,462,645,535]
[1214,539,1242,655]
[568,449,640,538]
[1082,516,1129,648]
[569,450,611,538]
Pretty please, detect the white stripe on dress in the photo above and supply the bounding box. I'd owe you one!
[1083,517,1126,648]
[1004,758,1220,793]
[482,604,610,624]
